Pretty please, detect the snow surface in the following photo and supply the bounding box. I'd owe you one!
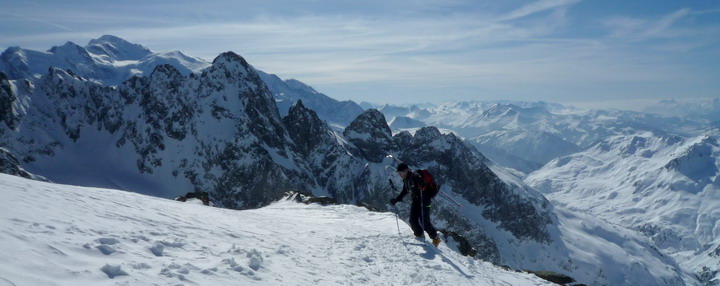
[0,174,553,285]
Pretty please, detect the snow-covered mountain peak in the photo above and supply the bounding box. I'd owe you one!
[664,135,720,183]
[86,35,153,61]
[205,52,265,94]
[48,41,85,54]
[0,35,211,86]
[211,51,251,71]
[1,46,22,58]
[152,50,203,66]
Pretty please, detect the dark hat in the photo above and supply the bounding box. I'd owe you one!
[396,163,409,172]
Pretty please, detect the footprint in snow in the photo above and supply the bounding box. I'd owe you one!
[94,237,121,255]
[96,244,116,255]
[247,249,263,271]
[101,264,127,279]
[150,243,164,256]
[222,258,260,280]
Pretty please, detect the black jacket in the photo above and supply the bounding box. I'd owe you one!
[395,171,429,203]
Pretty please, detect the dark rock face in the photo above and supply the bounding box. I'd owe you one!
[0,72,19,129]
[343,109,396,163]
[0,148,34,179]
[174,191,210,205]
[281,99,361,202]
[283,100,332,157]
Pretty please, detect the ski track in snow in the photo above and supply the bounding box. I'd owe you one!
[0,174,551,285]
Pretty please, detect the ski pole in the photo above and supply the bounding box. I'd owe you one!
[392,205,409,249]
[438,190,461,207]
[388,179,398,191]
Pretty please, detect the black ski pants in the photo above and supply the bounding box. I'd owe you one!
[409,198,438,239]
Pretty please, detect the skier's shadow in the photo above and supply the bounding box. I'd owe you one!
[405,242,474,279]
[407,242,437,259]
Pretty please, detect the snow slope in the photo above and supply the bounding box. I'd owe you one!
[0,173,553,286]
[526,132,720,284]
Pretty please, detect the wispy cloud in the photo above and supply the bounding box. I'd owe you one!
[498,0,581,21]
[603,8,691,40]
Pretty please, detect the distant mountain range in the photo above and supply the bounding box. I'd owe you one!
[372,100,718,174]
[0,35,364,128]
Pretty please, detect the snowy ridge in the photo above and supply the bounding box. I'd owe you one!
[0,174,553,286]
[0,35,208,86]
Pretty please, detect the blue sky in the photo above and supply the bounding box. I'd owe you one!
[1,0,719,108]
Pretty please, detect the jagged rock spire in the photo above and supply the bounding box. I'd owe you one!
[283,100,333,156]
[343,109,396,162]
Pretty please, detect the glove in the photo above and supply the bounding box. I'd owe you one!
[390,198,398,205]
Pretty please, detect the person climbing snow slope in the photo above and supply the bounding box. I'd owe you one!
[390,163,441,247]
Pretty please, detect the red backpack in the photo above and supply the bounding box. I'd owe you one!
[416,169,440,198]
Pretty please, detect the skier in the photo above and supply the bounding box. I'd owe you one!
[390,163,441,247]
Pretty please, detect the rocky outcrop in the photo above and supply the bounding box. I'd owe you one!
[0,148,38,179]
[0,72,19,129]
[343,109,396,163]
